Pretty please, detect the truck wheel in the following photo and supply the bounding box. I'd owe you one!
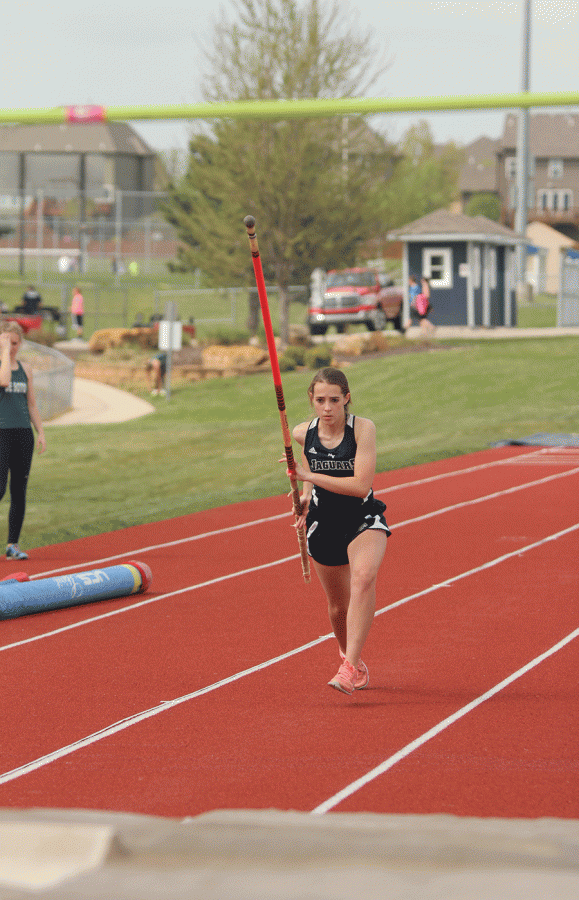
[390,313,402,332]
[367,308,386,332]
[310,324,327,336]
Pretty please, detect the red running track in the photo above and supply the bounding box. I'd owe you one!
[0,445,577,820]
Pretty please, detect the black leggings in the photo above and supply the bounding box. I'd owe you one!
[0,428,34,544]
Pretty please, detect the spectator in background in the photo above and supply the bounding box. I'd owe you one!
[70,286,84,339]
[0,321,46,560]
[406,276,435,338]
[404,275,420,333]
[21,285,42,316]
[145,352,167,396]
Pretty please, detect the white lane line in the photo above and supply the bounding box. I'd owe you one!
[1,523,576,786]
[0,554,300,653]
[29,447,551,579]
[0,634,328,788]
[30,512,292,579]
[392,465,579,529]
[4,469,578,653]
[372,522,579,621]
[311,626,579,815]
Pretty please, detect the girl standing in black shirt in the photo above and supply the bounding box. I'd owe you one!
[0,322,46,560]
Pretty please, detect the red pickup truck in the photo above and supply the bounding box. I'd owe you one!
[307,268,403,335]
[2,314,43,334]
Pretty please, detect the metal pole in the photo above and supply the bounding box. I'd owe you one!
[36,189,43,283]
[18,153,25,279]
[514,0,531,293]
[165,300,176,401]
[115,190,122,276]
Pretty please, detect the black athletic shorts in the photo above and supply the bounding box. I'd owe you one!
[306,498,391,567]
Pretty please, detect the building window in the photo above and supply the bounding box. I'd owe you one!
[536,188,574,212]
[547,158,564,179]
[422,248,453,289]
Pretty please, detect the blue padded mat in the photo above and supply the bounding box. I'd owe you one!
[493,433,579,447]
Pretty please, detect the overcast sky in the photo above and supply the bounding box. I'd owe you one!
[2,0,577,151]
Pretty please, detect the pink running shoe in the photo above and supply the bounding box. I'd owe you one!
[340,650,369,690]
[328,658,357,695]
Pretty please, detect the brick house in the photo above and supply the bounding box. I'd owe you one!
[459,112,579,242]
[457,136,501,209]
[498,112,579,240]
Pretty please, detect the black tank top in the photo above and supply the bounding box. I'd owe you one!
[0,361,30,429]
[304,414,374,520]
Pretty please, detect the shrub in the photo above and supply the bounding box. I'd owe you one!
[282,346,306,366]
[201,326,251,346]
[304,344,332,369]
[278,352,297,372]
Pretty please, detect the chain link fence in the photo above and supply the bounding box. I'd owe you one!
[558,250,579,326]
[0,190,177,279]
[20,341,74,421]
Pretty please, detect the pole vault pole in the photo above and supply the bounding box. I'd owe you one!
[244,216,310,583]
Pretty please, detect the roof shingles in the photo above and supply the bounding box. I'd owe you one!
[390,209,521,240]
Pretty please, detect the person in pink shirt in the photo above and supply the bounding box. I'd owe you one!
[70,286,84,338]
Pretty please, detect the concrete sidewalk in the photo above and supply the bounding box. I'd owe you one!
[1,807,578,899]
[45,378,154,427]
[403,325,579,340]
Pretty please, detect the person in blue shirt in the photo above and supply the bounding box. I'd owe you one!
[404,275,420,331]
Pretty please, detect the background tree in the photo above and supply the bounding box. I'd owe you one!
[378,121,463,231]
[464,192,502,222]
[165,0,390,343]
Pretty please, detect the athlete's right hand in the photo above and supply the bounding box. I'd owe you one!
[294,493,310,530]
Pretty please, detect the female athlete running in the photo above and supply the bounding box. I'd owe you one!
[291,367,390,695]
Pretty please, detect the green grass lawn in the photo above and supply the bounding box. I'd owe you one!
[516,293,557,328]
[22,336,579,551]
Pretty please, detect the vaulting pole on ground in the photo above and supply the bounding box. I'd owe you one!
[0,561,152,620]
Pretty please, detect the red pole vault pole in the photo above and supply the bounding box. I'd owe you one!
[244,216,310,583]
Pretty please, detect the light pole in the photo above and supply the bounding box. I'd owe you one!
[514,0,531,297]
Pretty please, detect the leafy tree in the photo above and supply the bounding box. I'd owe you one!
[164,0,390,342]
[464,192,502,222]
[379,121,463,231]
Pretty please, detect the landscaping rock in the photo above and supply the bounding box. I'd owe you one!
[89,327,158,353]
[201,344,269,369]
[332,332,390,356]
